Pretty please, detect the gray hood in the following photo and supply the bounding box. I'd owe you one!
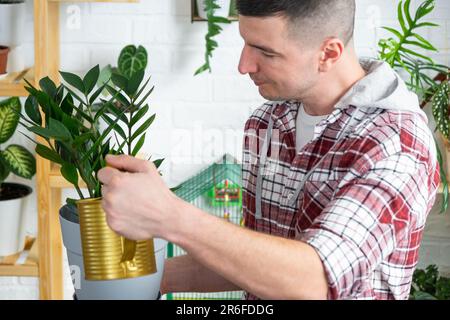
[334,58,426,119]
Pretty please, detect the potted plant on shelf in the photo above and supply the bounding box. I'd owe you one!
[18,61,166,299]
[196,0,231,20]
[0,96,36,257]
[0,0,26,77]
[378,0,449,212]
[195,0,231,75]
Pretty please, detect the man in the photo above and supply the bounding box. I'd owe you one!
[98,0,440,300]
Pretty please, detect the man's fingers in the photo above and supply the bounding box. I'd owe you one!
[105,154,154,174]
[98,167,118,185]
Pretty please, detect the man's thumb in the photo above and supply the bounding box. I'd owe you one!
[105,154,152,173]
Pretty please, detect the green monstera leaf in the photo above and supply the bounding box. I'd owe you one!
[0,97,21,144]
[1,145,36,179]
[118,45,148,79]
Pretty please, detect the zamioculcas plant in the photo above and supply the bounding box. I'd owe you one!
[17,64,160,208]
[17,63,165,283]
[0,96,36,193]
[195,0,231,75]
[378,0,450,212]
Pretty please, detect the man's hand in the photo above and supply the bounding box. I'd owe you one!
[97,154,180,241]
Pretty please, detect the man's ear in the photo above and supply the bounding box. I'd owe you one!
[318,38,345,72]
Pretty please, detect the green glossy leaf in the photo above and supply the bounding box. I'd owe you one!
[404,40,437,51]
[415,0,435,20]
[101,113,127,140]
[89,82,108,105]
[73,132,94,148]
[60,162,78,186]
[135,85,154,108]
[61,113,82,136]
[1,144,36,179]
[39,77,57,98]
[381,27,403,40]
[60,71,86,93]
[397,1,407,34]
[153,158,164,169]
[105,84,130,108]
[36,144,63,164]
[403,0,413,28]
[411,33,438,51]
[111,73,128,91]
[61,93,74,116]
[401,47,434,64]
[415,22,439,28]
[55,84,65,104]
[0,97,21,144]
[48,119,73,143]
[65,98,93,123]
[194,63,210,76]
[130,104,149,127]
[131,133,146,156]
[130,113,155,143]
[210,16,231,24]
[81,107,128,163]
[133,76,152,101]
[101,97,129,124]
[97,65,113,88]
[27,126,54,140]
[127,69,145,97]
[24,96,42,125]
[83,65,100,96]
[118,45,148,79]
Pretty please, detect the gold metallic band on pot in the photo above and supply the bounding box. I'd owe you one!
[76,197,157,280]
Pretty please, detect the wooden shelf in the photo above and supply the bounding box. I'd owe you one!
[0,68,34,97]
[0,237,39,277]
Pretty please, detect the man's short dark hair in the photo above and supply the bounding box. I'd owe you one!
[235,0,356,46]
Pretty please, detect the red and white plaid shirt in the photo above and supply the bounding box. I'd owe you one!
[242,101,440,300]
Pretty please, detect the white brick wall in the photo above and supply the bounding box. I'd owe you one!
[1,0,449,299]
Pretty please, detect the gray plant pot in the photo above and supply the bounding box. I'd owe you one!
[59,204,167,300]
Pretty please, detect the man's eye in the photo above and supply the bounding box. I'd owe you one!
[262,51,275,58]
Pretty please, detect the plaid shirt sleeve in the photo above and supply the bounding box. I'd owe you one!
[297,142,439,299]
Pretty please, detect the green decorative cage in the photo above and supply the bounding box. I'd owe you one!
[165,154,244,300]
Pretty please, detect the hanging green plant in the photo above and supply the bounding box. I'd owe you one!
[195,0,231,75]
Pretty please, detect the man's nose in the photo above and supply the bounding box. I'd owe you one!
[238,46,258,75]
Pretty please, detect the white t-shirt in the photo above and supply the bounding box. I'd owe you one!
[296,103,329,152]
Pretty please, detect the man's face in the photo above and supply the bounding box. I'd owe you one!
[238,15,320,101]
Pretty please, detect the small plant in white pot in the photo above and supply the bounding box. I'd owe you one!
[0,96,36,257]
[18,62,166,300]
[0,0,26,76]
[196,0,231,20]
